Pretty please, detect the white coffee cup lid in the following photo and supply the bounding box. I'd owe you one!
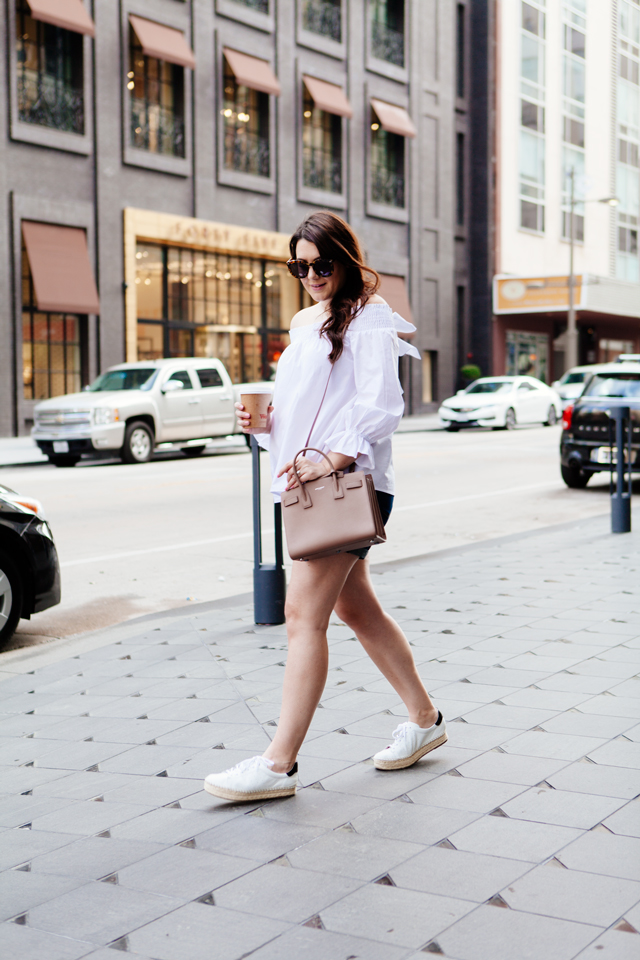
[241,384,273,394]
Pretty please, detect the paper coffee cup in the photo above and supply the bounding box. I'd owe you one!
[240,389,272,430]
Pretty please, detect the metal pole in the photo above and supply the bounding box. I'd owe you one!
[251,436,287,624]
[566,168,579,370]
[610,406,632,534]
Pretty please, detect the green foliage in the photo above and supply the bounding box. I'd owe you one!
[460,364,481,381]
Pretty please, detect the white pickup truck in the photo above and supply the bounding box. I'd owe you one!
[32,358,270,467]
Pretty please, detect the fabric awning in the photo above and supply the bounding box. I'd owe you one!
[223,48,281,96]
[22,222,100,314]
[377,274,413,327]
[371,99,417,139]
[129,15,195,69]
[303,75,353,118]
[26,0,95,37]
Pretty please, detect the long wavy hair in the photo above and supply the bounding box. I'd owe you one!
[289,212,380,363]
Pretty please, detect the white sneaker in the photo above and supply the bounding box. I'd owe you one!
[203,756,298,801]
[372,712,447,770]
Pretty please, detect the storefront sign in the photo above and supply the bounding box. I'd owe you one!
[493,275,584,314]
[123,208,292,362]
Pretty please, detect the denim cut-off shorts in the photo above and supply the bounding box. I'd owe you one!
[348,490,394,560]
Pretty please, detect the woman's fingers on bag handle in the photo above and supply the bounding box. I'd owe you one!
[280,457,328,491]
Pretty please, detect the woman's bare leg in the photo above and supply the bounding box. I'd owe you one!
[263,553,358,772]
[334,559,438,727]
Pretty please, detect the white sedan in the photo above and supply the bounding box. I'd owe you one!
[438,376,562,431]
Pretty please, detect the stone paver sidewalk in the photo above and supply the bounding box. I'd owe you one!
[1,514,639,960]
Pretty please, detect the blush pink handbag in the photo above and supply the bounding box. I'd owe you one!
[282,449,386,560]
[280,369,387,561]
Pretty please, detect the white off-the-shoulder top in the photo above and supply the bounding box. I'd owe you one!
[257,302,420,500]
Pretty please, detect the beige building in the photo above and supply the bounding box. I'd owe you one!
[490,0,640,380]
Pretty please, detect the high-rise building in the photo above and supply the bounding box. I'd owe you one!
[0,0,474,437]
[479,0,640,382]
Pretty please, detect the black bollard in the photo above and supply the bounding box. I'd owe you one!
[609,405,632,534]
[251,436,287,624]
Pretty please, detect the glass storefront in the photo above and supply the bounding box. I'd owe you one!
[135,243,303,382]
[22,243,86,399]
[506,330,549,383]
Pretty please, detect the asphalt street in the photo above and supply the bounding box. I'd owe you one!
[1,425,617,648]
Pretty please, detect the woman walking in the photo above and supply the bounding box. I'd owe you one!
[204,212,446,802]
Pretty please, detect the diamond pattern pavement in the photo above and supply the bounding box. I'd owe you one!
[0,514,639,959]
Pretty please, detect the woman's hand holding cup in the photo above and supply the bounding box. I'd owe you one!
[235,395,273,434]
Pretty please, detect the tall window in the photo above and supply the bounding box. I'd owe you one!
[456,132,465,225]
[135,244,303,382]
[617,0,640,281]
[302,87,342,193]
[222,59,269,177]
[370,0,405,68]
[302,0,341,42]
[561,0,587,241]
[15,0,84,134]
[519,1,546,232]
[128,27,184,157]
[370,115,405,207]
[456,4,466,98]
[22,243,86,400]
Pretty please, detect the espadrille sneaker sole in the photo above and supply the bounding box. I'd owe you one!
[203,781,297,802]
[203,756,298,802]
[374,731,448,770]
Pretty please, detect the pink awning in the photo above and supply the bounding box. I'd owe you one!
[22,221,100,314]
[26,0,95,37]
[303,75,353,118]
[223,48,281,96]
[129,15,195,69]
[377,274,413,327]
[371,99,417,139]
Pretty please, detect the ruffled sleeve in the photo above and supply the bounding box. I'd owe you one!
[393,312,421,360]
[323,319,409,469]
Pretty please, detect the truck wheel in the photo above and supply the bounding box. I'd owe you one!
[561,464,590,488]
[182,446,206,458]
[48,455,79,467]
[121,422,153,464]
[544,406,558,426]
[0,551,23,649]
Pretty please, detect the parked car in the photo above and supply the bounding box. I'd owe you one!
[32,359,271,467]
[438,376,562,431]
[0,484,60,648]
[551,364,606,410]
[560,361,640,487]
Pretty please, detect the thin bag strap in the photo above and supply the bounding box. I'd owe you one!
[304,364,333,448]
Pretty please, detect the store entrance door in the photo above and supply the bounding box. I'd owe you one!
[506,331,549,383]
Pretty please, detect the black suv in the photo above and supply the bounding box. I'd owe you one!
[0,485,61,648]
[560,362,640,488]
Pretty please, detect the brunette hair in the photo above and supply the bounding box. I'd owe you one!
[289,212,379,362]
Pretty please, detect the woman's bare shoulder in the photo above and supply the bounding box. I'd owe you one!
[367,294,388,305]
[290,303,323,329]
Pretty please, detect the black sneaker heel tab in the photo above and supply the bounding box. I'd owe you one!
[286,762,298,777]
[435,711,443,726]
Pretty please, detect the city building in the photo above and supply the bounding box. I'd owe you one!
[478,0,640,382]
[0,0,476,438]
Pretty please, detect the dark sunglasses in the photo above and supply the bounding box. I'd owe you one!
[286,258,335,279]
